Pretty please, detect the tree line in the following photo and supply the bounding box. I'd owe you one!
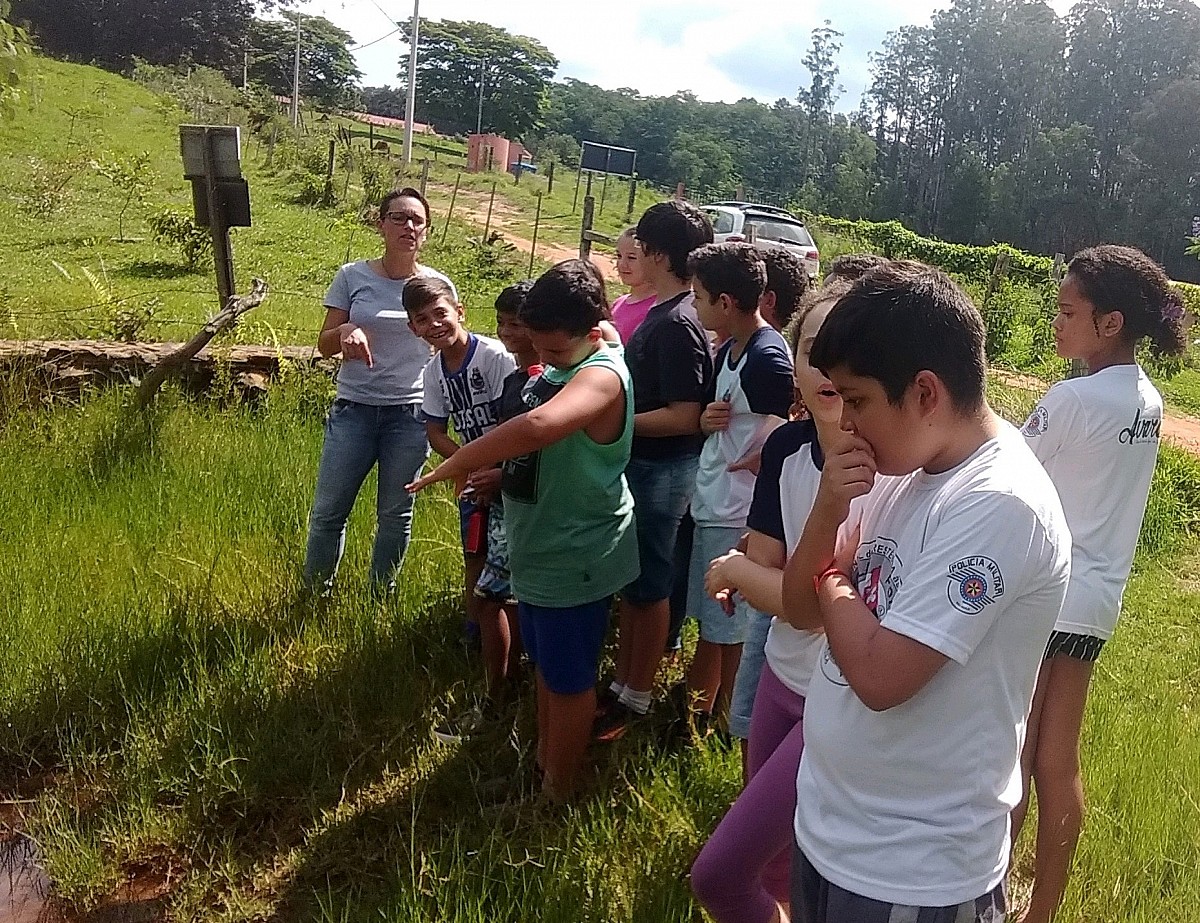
[11,0,1200,279]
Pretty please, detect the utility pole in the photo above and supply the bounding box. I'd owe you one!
[402,0,420,164]
[476,56,486,135]
[291,12,302,130]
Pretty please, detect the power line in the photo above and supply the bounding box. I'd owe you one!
[350,26,403,51]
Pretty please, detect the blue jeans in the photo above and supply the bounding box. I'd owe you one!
[622,454,699,606]
[728,602,772,740]
[304,399,429,591]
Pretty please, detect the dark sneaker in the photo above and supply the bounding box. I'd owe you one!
[594,684,622,718]
[593,701,644,743]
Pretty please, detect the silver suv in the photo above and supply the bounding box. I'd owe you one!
[703,203,820,280]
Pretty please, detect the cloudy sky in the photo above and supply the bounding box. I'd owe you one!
[303,0,1076,110]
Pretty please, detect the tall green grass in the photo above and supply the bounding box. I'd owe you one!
[1,379,1197,921]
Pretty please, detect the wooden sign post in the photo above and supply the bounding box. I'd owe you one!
[180,125,251,307]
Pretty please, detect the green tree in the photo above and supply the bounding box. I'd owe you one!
[0,0,32,121]
[248,15,361,110]
[11,0,253,71]
[668,131,735,198]
[405,19,557,137]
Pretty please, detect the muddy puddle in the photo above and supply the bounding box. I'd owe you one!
[0,835,56,923]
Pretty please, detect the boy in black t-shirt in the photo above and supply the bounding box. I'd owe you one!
[595,201,715,741]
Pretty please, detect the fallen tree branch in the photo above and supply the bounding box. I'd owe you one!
[135,278,269,409]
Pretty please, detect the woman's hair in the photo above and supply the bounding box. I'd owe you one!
[1066,245,1187,357]
[521,259,607,335]
[784,279,853,357]
[401,275,456,314]
[379,187,432,227]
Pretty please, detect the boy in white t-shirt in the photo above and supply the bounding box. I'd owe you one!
[780,261,1071,923]
[406,276,516,652]
[683,243,793,731]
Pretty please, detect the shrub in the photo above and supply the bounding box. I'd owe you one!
[148,209,211,271]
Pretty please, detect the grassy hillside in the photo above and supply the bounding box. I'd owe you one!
[0,58,549,344]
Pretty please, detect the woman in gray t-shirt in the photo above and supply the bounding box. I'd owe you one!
[303,187,457,592]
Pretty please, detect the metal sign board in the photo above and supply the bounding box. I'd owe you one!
[180,125,242,180]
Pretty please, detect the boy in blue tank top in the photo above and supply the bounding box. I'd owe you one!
[408,260,638,803]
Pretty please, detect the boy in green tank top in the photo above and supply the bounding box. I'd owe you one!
[408,260,638,802]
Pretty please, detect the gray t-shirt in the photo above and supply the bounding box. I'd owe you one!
[323,260,457,405]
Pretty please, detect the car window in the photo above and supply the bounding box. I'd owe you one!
[705,209,737,235]
[747,219,813,246]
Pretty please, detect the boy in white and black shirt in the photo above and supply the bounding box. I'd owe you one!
[781,262,1071,922]
[405,276,516,649]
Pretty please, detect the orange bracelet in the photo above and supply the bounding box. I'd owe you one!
[813,563,847,596]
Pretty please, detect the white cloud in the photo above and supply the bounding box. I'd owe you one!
[304,0,1077,106]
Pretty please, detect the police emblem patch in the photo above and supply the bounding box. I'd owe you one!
[1021,405,1049,437]
[946,556,1004,615]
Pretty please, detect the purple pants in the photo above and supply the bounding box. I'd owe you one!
[691,662,806,923]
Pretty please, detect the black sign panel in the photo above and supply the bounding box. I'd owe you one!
[580,141,637,177]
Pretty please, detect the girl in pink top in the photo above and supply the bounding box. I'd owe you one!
[610,227,657,343]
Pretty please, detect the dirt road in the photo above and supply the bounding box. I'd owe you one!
[431,185,619,282]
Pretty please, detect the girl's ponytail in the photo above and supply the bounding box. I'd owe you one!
[1151,288,1188,358]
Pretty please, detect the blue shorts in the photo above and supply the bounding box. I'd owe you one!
[728,602,772,739]
[622,454,699,605]
[518,597,612,695]
[686,524,748,645]
[458,497,487,557]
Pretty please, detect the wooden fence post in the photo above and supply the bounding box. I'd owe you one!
[529,192,543,276]
[442,171,461,245]
[983,250,1012,315]
[580,194,595,260]
[547,160,555,195]
[324,138,336,204]
[573,168,583,213]
[599,171,609,215]
[484,180,498,240]
[419,158,430,197]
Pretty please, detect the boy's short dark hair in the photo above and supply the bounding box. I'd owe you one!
[521,259,607,336]
[496,279,534,315]
[401,275,456,315]
[827,253,887,284]
[635,202,714,281]
[688,243,767,313]
[811,261,987,412]
[759,246,811,328]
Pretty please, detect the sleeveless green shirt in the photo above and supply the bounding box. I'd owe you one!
[501,344,639,607]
